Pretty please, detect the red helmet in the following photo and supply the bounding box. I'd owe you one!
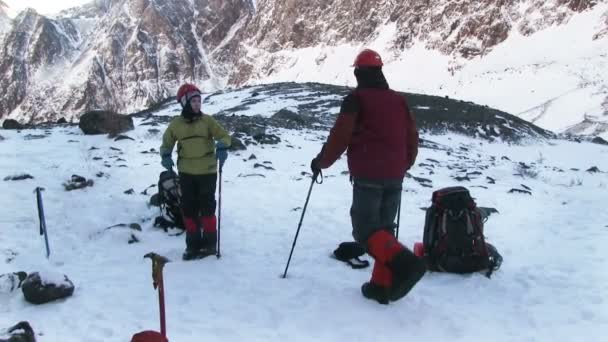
[176,83,201,107]
[352,49,383,67]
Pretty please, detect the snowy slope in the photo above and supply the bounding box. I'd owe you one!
[1,88,608,341]
[252,3,608,139]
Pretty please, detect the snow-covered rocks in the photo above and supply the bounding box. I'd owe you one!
[21,272,74,305]
[0,321,35,342]
[0,272,27,293]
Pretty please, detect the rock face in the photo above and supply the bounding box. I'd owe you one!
[0,0,601,127]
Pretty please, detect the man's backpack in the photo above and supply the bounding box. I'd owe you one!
[422,186,502,277]
[153,170,184,231]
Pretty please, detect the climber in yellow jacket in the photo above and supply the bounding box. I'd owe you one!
[160,83,231,260]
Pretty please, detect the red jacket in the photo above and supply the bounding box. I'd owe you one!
[318,88,418,179]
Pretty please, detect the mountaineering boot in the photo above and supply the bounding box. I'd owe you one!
[182,216,203,260]
[199,216,217,254]
[361,282,390,305]
[367,229,426,302]
[387,248,427,301]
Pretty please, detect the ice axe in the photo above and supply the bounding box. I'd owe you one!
[131,253,170,342]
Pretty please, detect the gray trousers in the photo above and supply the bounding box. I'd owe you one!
[350,177,403,244]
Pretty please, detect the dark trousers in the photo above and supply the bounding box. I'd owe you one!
[179,173,217,218]
[350,177,403,244]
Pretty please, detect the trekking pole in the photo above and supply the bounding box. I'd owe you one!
[282,171,322,278]
[216,166,223,259]
[35,187,51,259]
[396,196,401,240]
[143,253,170,340]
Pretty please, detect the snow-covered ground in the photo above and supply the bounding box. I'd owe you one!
[1,98,607,341]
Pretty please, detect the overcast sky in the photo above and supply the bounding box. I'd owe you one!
[4,0,92,17]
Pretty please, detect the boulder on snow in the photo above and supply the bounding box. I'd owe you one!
[79,110,134,135]
[56,117,67,124]
[591,136,608,145]
[2,119,24,130]
[21,272,74,305]
[271,108,320,128]
[229,135,246,151]
[0,272,27,293]
[586,166,601,173]
[63,175,94,191]
[0,321,36,342]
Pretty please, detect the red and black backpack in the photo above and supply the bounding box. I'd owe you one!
[422,186,502,277]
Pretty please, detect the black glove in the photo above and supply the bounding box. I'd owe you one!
[310,157,321,177]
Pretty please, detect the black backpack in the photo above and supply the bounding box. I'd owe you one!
[423,186,502,277]
[153,170,184,231]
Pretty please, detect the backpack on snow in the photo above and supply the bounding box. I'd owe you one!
[422,186,502,277]
[153,170,184,232]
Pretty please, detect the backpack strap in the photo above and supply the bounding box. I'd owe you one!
[465,210,474,234]
[484,243,503,278]
[440,211,448,235]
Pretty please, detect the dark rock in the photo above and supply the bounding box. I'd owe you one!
[110,147,122,151]
[570,168,579,171]
[92,157,103,161]
[128,234,140,244]
[0,134,4,141]
[591,136,608,145]
[0,272,28,292]
[254,133,281,145]
[508,188,532,195]
[237,173,266,178]
[501,156,511,161]
[248,154,257,160]
[56,117,67,124]
[486,176,496,184]
[147,129,161,134]
[229,135,246,151]
[96,172,105,178]
[23,134,47,140]
[89,146,99,150]
[454,175,471,182]
[254,163,275,171]
[67,140,79,143]
[4,174,34,181]
[520,184,531,190]
[587,166,601,173]
[0,321,35,342]
[22,272,74,304]
[341,171,349,175]
[2,119,24,130]
[105,223,142,231]
[113,135,135,141]
[63,175,94,191]
[467,171,482,176]
[79,110,134,135]
[124,189,135,195]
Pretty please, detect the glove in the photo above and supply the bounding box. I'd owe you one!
[161,154,174,170]
[310,157,321,178]
[216,141,228,168]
